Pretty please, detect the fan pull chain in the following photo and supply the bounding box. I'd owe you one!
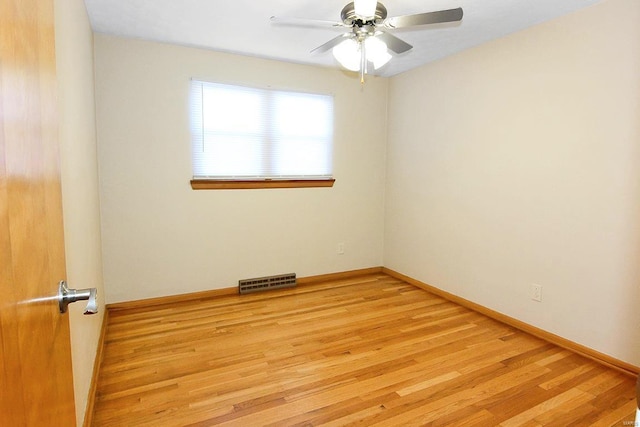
[360,40,366,84]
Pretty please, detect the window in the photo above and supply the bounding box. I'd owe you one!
[190,80,335,189]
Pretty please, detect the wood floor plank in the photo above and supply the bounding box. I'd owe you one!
[92,273,637,426]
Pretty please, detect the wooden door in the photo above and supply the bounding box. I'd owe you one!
[0,0,77,425]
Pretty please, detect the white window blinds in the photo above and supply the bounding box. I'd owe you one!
[190,80,334,180]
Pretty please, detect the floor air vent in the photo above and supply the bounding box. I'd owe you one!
[239,273,297,295]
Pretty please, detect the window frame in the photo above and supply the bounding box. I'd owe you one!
[189,80,335,190]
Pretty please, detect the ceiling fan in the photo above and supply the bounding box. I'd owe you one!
[271,0,463,83]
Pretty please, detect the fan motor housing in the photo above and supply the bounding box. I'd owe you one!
[341,1,387,25]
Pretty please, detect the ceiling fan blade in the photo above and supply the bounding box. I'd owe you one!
[311,34,351,54]
[270,16,346,29]
[384,7,463,29]
[376,32,412,54]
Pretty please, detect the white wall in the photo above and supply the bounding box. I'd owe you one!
[54,0,105,424]
[94,36,388,304]
[385,0,640,365]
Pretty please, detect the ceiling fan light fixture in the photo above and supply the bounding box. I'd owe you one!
[354,0,378,19]
[332,38,361,72]
[333,36,391,72]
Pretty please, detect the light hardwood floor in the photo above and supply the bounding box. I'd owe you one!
[93,273,637,426]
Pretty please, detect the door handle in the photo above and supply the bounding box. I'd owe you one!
[58,281,98,315]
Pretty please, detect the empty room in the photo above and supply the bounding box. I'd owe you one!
[2,0,639,425]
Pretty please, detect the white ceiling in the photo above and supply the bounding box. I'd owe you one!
[84,0,602,77]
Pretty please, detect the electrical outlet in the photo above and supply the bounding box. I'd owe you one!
[531,284,542,302]
[337,242,345,255]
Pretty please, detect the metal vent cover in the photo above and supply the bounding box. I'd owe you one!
[239,273,297,295]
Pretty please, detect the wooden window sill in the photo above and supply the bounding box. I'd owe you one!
[190,179,335,190]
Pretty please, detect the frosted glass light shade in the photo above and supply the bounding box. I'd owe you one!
[332,39,361,71]
[365,37,391,69]
[354,0,378,19]
[333,36,391,72]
